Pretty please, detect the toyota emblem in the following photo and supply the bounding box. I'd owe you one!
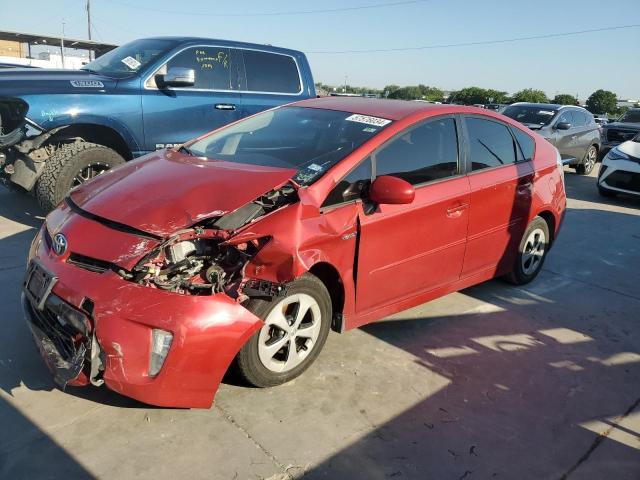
[53,233,68,256]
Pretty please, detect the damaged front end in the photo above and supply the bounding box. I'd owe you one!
[118,184,297,299]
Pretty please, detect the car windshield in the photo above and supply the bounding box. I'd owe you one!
[81,39,178,78]
[188,106,392,186]
[618,110,640,123]
[502,105,558,126]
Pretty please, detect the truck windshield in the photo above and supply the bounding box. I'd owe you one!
[618,110,640,123]
[187,106,392,186]
[81,39,178,78]
[502,105,558,126]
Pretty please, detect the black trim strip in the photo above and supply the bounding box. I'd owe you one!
[65,197,162,241]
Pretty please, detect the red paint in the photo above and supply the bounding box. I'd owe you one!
[29,99,566,408]
[368,176,415,205]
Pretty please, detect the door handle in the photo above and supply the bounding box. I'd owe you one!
[446,203,468,218]
[214,103,236,111]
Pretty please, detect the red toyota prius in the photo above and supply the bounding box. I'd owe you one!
[23,98,566,408]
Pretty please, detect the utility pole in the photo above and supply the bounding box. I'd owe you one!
[86,0,93,61]
[60,20,66,68]
[344,75,348,94]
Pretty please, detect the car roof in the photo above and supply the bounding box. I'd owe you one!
[292,97,463,121]
[140,36,305,56]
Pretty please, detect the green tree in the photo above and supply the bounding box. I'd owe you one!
[486,89,509,104]
[552,94,578,105]
[449,87,492,105]
[586,89,618,115]
[511,88,549,104]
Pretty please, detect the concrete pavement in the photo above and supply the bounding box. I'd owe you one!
[0,166,638,479]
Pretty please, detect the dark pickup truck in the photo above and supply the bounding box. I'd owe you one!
[600,108,640,159]
[0,37,316,210]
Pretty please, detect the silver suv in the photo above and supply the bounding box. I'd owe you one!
[502,103,601,174]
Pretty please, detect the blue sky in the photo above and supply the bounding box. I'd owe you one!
[2,0,639,100]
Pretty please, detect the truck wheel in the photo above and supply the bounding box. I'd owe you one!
[35,142,125,211]
[234,274,332,387]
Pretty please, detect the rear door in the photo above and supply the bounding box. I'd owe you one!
[141,45,243,152]
[355,116,470,313]
[238,48,305,118]
[573,110,596,159]
[461,116,534,277]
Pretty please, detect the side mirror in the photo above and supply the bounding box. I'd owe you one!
[369,175,415,205]
[555,122,571,130]
[157,67,195,88]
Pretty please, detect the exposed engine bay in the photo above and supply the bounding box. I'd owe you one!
[118,184,297,297]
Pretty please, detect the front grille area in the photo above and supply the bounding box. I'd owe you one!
[605,170,640,193]
[25,296,86,362]
[607,129,638,143]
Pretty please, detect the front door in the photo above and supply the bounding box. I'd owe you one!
[355,116,470,313]
[141,46,243,152]
[461,116,534,277]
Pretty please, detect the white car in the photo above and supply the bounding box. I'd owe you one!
[598,133,640,197]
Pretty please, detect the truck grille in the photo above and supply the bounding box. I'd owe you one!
[607,129,638,143]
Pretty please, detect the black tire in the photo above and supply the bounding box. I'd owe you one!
[505,216,550,285]
[234,273,332,387]
[574,145,597,175]
[598,185,616,198]
[35,142,125,212]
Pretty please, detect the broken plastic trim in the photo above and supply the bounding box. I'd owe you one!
[242,279,289,300]
[0,98,29,148]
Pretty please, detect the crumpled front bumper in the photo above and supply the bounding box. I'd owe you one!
[23,225,264,408]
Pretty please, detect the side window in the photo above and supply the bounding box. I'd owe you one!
[375,117,459,185]
[572,110,586,127]
[512,127,535,162]
[242,50,301,94]
[556,111,574,126]
[466,117,517,171]
[165,47,233,90]
[322,157,372,208]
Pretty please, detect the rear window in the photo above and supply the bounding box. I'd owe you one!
[466,117,516,170]
[243,50,301,94]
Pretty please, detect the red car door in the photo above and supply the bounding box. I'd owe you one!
[460,116,534,277]
[355,116,470,314]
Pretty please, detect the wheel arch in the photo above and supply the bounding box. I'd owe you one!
[46,123,134,160]
[308,261,346,333]
[537,209,556,245]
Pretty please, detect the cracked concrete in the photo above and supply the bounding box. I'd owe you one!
[1,166,639,479]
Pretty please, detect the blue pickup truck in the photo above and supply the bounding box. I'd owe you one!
[0,37,316,210]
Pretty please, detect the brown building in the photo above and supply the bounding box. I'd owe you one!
[0,39,25,58]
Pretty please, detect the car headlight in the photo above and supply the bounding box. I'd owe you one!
[149,329,173,377]
[605,147,630,161]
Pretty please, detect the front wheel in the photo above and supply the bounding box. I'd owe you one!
[575,145,597,175]
[35,142,125,211]
[505,217,550,285]
[234,274,332,387]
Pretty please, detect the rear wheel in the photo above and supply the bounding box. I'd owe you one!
[505,217,550,285]
[35,142,125,211]
[234,274,332,387]
[575,145,597,175]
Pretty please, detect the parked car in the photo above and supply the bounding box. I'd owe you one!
[0,37,315,210]
[598,132,640,198]
[23,99,566,408]
[600,108,640,159]
[502,103,601,174]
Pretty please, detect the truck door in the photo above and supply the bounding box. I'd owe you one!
[141,46,243,152]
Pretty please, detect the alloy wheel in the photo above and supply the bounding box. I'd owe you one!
[521,228,546,275]
[583,147,597,174]
[258,293,322,373]
[72,162,110,186]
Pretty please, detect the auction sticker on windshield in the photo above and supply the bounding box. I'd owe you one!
[345,114,391,127]
[121,56,142,70]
